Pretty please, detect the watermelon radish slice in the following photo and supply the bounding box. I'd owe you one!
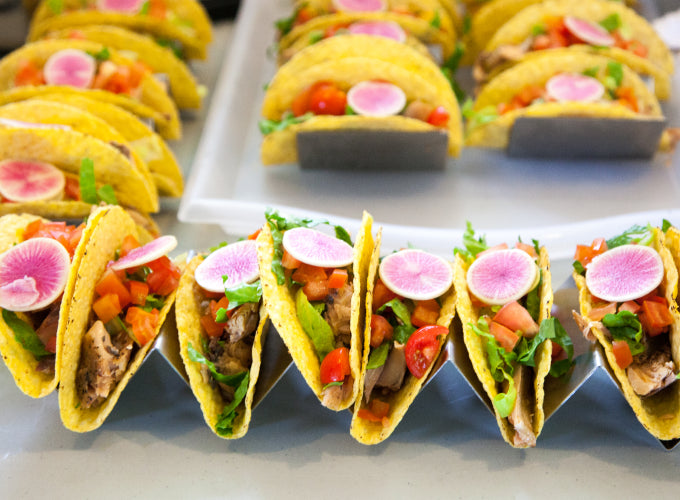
[348,21,407,43]
[347,81,407,117]
[564,16,615,47]
[0,238,70,312]
[96,0,146,13]
[466,249,538,306]
[110,235,177,271]
[378,249,453,301]
[332,0,387,13]
[194,240,259,293]
[282,227,354,268]
[585,244,664,302]
[43,49,96,89]
[0,160,65,202]
[545,73,604,103]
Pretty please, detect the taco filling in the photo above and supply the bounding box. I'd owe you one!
[0,218,84,375]
[476,14,649,80]
[573,224,678,398]
[75,234,180,408]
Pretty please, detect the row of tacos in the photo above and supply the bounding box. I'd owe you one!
[4,208,680,445]
[260,0,675,161]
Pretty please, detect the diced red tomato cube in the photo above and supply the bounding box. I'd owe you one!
[327,269,348,289]
[93,293,122,324]
[411,299,440,328]
[612,340,633,369]
[128,280,149,306]
[370,314,393,348]
[95,268,132,309]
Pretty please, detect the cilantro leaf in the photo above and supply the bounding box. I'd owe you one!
[2,310,51,359]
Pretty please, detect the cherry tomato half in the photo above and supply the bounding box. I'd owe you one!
[404,325,448,379]
[320,347,350,385]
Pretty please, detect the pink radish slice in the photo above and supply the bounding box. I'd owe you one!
[282,227,353,268]
[0,160,65,202]
[545,73,604,103]
[348,21,407,43]
[194,240,259,293]
[347,81,407,117]
[466,249,537,306]
[0,118,70,131]
[43,49,96,89]
[585,244,664,302]
[110,235,177,271]
[332,0,386,12]
[0,238,70,312]
[96,0,146,13]
[378,249,453,301]
[564,16,615,47]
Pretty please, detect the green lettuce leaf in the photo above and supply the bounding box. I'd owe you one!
[258,112,314,135]
[367,342,390,370]
[602,310,645,356]
[2,310,51,359]
[454,221,489,262]
[378,298,416,344]
[295,289,335,360]
[606,223,654,248]
[187,343,248,386]
[599,13,621,33]
[215,371,250,436]
[493,371,516,418]
[471,318,516,383]
[223,278,262,312]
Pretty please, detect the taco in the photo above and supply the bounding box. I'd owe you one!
[464,51,663,149]
[573,224,680,441]
[257,210,374,411]
[58,205,182,432]
[176,236,268,438]
[453,225,573,448]
[0,212,98,398]
[350,234,456,445]
[28,0,213,61]
[25,93,183,197]
[43,26,204,110]
[0,39,181,139]
[260,35,463,164]
[475,0,674,99]
[0,126,159,216]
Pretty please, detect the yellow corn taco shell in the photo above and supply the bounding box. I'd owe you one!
[574,227,680,441]
[27,93,183,197]
[0,39,181,139]
[466,51,662,149]
[454,247,552,448]
[278,11,455,63]
[0,99,155,191]
[0,127,159,214]
[481,0,673,99]
[58,205,181,432]
[350,231,456,445]
[257,211,374,411]
[29,0,212,60]
[262,38,463,161]
[176,254,267,439]
[44,26,203,110]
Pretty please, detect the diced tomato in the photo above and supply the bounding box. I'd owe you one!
[127,61,150,89]
[292,86,313,117]
[126,307,159,346]
[618,301,641,314]
[574,237,608,268]
[247,228,261,240]
[66,30,86,40]
[489,321,520,352]
[303,279,330,301]
[327,268,348,289]
[21,219,42,240]
[324,23,350,38]
[146,256,181,296]
[641,300,673,336]
[531,33,552,51]
[119,234,141,258]
[516,85,544,107]
[64,176,81,201]
[372,279,399,312]
[426,106,449,127]
[148,0,167,19]
[475,243,509,260]
[411,299,440,328]
[201,313,225,337]
[626,39,648,58]
[638,312,664,338]
[635,290,666,306]
[493,301,539,336]
[128,280,149,306]
[294,6,315,26]
[22,220,82,256]
[515,241,538,258]
[95,268,132,309]
[358,398,390,424]
[281,249,302,269]
[210,296,231,322]
[551,340,563,360]
[67,223,84,257]
[404,325,448,378]
[308,83,347,116]
[616,86,639,113]
[612,340,633,369]
[14,59,45,86]
[93,293,122,323]
[44,335,57,354]
[370,314,393,348]
[319,347,350,385]
[588,302,617,321]
[292,263,327,284]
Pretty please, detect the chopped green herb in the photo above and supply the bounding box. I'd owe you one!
[345,105,357,115]
[258,111,314,135]
[599,13,621,33]
[378,298,416,344]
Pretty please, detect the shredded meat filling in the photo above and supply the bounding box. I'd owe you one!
[324,282,353,347]
[76,320,133,409]
[507,364,537,448]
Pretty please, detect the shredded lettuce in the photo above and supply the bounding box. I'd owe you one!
[2,310,51,359]
[258,112,314,135]
[462,99,498,134]
[454,221,489,263]
[606,223,654,248]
